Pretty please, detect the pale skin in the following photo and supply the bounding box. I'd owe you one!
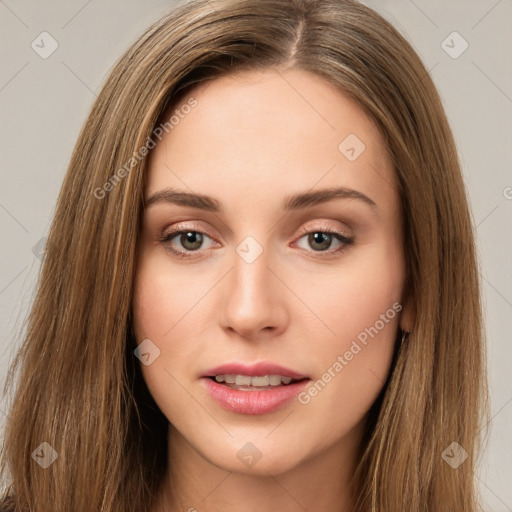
[132,67,414,512]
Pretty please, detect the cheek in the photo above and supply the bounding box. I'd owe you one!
[294,241,404,428]
[131,268,186,426]
[131,259,212,423]
[302,241,405,344]
[132,256,201,341]
[132,273,167,341]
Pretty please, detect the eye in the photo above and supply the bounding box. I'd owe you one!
[294,223,354,256]
[158,225,218,259]
[157,222,354,260]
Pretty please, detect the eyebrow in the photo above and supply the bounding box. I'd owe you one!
[144,186,377,213]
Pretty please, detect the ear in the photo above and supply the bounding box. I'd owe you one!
[399,297,415,333]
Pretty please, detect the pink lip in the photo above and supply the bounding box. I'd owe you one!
[201,361,308,379]
[201,377,310,415]
[201,362,311,415]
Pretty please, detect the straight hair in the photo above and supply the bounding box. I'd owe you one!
[1,0,489,510]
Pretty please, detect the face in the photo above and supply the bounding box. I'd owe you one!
[132,67,409,476]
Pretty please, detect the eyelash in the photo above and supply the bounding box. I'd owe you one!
[157,222,354,260]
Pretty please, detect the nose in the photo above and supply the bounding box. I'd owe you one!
[219,245,289,340]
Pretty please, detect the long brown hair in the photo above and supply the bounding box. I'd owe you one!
[0,0,489,510]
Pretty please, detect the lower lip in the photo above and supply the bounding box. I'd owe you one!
[202,378,310,415]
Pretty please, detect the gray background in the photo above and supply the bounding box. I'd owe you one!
[1,0,511,509]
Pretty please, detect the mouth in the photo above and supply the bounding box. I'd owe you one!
[207,374,309,391]
[201,362,311,414]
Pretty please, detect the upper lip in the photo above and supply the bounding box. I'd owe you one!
[202,362,309,380]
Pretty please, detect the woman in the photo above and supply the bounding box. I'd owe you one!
[0,0,489,510]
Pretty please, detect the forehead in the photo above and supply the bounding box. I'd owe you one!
[146,67,397,216]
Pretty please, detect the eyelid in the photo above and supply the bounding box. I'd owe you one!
[290,221,354,258]
[161,220,212,236]
[294,220,352,240]
[156,221,220,259]
[160,219,352,242]
[158,221,218,245]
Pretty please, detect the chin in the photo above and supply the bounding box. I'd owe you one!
[200,436,310,476]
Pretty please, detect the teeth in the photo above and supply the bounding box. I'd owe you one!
[269,375,282,385]
[213,374,298,386]
[235,375,252,386]
[251,375,270,386]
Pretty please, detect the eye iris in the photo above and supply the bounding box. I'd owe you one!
[181,231,203,250]
[308,232,331,251]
